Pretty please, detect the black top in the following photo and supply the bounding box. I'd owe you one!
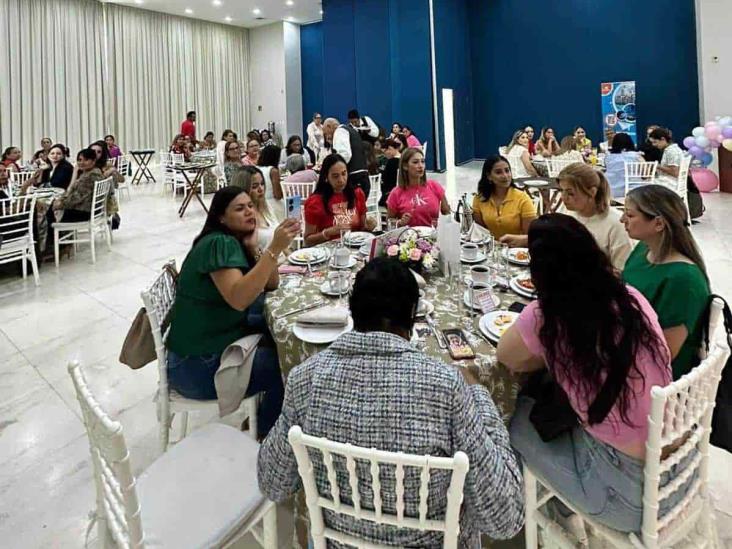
[638,140,663,163]
[380,157,400,206]
[41,160,74,190]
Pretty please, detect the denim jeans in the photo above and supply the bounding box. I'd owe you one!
[510,395,696,533]
[166,295,283,437]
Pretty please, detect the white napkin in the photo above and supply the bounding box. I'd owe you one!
[466,223,491,243]
[296,305,349,328]
[410,269,426,289]
[437,214,461,275]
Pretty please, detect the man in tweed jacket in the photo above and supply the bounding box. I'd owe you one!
[258,258,524,547]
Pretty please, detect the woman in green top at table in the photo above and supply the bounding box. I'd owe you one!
[621,185,710,379]
[166,186,300,438]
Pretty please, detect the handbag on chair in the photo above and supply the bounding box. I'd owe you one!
[701,294,732,453]
[119,264,178,369]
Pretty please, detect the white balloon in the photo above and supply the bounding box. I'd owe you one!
[692,126,706,137]
[696,136,710,148]
[719,116,732,127]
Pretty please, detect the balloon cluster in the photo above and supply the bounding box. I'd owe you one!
[683,116,732,167]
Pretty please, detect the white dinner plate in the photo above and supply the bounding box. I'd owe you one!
[509,275,537,299]
[344,231,374,248]
[413,226,435,239]
[293,316,354,344]
[461,234,490,245]
[463,290,500,311]
[288,248,329,265]
[523,179,549,187]
[479,311,520,340]
[460,252,487,264]
[319,280,351,297]
[328,255,357,269]
[502,247,531,266]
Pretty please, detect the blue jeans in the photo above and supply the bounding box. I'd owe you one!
[510,395,696,533]
[167,295,283,437]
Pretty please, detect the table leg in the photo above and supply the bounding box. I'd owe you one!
[139,153,156,183]
[131,155,145,186]
[177,171,195,217]
[190,171,209,213]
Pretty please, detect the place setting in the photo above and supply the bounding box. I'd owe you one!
[460,242,488,264]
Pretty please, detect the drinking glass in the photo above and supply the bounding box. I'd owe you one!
[387,218,398,232]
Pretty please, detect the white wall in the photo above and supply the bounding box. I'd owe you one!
[283,22,303,141]
[696,0,732,122]
[248,23,286,137]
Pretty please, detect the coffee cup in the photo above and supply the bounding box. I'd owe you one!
[334,247,350,267]
[470,265,491,285]
[328,271,350,293]
[468,282,491,307]
[461,242,479,260]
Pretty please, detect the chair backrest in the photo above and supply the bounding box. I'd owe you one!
[700,296,725,359]
[8,171,34,199]
[140,260,178,427]
[68,361,145,548]
[116,155,130,178]
[624,160,658,183]
[282,181,316,200]
[498,146,508,156]
[421,141,428,161]
[640,342,730,547]
[91,177,113,222]
[0,194,36,250]
[367,174,383,231]
[546,158,578,178]
[170,153,184,165]
[675,154,692,194]
[159,151,171,166]
[288,425,469,549]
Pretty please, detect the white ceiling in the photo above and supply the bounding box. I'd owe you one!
[106,0,322,28]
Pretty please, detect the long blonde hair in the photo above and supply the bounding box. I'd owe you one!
[626,185,708,281]
[557,163,610,214]
[397,147,426,189]
[230,166,273,222]
[506,130,527,153]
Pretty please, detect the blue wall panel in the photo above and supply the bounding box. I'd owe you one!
[321,0,357,122]
[434,0,475,164]
[468,0,699,158]
[300,22,324,137]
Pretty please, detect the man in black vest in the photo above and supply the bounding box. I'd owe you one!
[323,117,371,199]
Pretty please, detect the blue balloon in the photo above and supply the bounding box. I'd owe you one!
[701,152,714,166]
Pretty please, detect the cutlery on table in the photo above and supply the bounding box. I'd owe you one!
[274,300,327,320]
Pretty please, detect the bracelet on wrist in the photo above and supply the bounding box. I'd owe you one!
[263,248,278,261]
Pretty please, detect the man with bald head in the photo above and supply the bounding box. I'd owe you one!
[322,116,371,198]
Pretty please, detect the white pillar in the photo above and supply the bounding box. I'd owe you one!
[442,88,456,203]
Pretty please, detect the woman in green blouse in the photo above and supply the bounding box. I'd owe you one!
[621,185,710,379]
[166,186,300,437]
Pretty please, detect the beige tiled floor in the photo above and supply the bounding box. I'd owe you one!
[0,163,730,548]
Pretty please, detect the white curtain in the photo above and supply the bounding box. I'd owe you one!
[0,0,107,158]
[0,0,250,159]
[105,4,250,152]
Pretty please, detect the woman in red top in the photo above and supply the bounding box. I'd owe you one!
[304,154,375,246]
[169,134,191,161]
[1,146,22,172]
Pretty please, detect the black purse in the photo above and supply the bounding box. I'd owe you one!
[701,294,732,453]
[523,370,579,442]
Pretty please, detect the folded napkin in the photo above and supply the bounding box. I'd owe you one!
[466,222,492,243]
[410,269,426,289]
[296,305,349,328]
[279,265,307,275]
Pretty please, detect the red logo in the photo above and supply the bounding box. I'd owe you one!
[601,83,613,96]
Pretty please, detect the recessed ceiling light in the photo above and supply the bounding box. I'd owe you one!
[224,16,232,22]
[253,8,261,15]
[184,8,193,14]
[134,0,143,4]
[286,0,294,6]
[212,0,222,5]
[287,16,295,21]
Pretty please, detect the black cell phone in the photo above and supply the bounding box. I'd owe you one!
[508,301,527,313]
[442,328,476,360]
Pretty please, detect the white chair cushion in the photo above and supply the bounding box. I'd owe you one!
[136,423,266,548]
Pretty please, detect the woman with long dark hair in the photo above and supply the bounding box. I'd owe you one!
[166,186,300,438]
[534,127,560,157]
[258,144,284,220]
[622,185,710,379]
[52,148,105,222]
[472,155,536,239]
[304,154,374,245]
[278,135,309,170]
[498,213,672,533]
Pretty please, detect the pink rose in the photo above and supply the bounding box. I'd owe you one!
[387,244,399,257]
[409,248,422,261]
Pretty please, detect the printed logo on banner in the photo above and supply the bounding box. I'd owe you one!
[601,81,637,146]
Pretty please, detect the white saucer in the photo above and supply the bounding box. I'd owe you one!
[509,275,537,299]
[463,289,500,311]
[460,252,487,264]
[319,280,351,297]
[344,231,374,248]
[288,248,330,265]
[502,247,531,266]
[413,226,435,239]
[293,317,354,344]
[328,256,357,269]
[416,299,434,317]
[523,179,549,187]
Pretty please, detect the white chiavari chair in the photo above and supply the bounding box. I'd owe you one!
[624,160,659,197]
[0,194,39,285]
[367,173,383,231]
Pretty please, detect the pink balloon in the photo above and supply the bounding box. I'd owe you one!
[706,125,721,139]
[691,168,719,193]
[723,127,732,139]
[705,121,717,128]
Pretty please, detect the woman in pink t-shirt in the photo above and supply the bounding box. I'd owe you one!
[403,126,421,148]
[386,148,450,228]
[497,214,683,534]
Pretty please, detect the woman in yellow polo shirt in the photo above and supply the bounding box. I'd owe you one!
[472,155,537,239]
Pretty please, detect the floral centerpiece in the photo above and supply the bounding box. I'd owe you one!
[384,228,438,273]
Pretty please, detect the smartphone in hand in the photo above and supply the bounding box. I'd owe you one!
[285,196,301,221]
